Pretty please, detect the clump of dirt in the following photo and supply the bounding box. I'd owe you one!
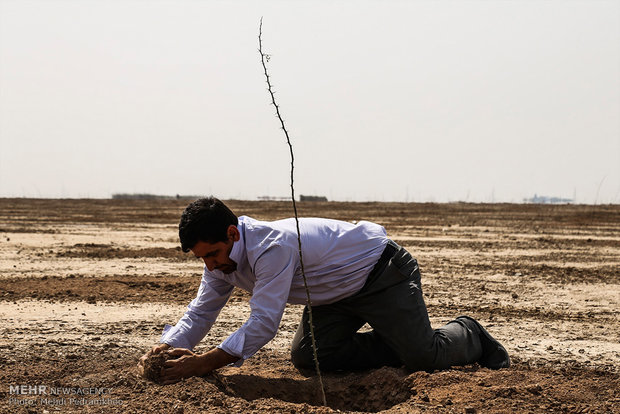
[143,352,171,383]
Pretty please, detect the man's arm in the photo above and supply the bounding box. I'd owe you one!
[217,245,297,365]
[137,269,233,378]
[159,270,234,349]
[140,245,297,381]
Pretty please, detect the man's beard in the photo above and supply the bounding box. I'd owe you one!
[217,260,238,274]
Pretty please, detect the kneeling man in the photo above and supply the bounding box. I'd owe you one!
[138,197,510,383]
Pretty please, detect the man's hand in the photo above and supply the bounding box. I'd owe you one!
[159,348,208,385]
[159,347,240,385]
[137,343,171,378]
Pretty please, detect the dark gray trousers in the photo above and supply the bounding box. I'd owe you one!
[291,241,482,371]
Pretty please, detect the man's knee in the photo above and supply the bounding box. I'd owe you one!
[290,341,314,370]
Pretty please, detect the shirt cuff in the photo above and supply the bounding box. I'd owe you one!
[159,324,193,350]
[218,331,247,367]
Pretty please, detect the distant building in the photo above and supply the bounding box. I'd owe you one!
[300,195,328,202]
[524,194,573,204]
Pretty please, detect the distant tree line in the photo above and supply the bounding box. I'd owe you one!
[111,193,201,200]
[112,194,329,201]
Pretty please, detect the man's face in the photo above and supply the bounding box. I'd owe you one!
[190,225,239,274]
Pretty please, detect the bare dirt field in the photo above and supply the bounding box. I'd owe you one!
[0,198,618,413]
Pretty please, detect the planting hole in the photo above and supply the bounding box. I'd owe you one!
[216,368,412,412]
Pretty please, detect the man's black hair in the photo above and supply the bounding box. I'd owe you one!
[179,197,238,252]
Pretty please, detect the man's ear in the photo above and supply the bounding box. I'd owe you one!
[228,225,240,242]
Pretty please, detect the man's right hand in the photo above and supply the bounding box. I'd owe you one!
[137,343,172,377]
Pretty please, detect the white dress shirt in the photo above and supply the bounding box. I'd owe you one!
[160,215,388,366]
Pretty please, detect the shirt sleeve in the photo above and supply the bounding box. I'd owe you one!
[217,244,297,366]
[160,267,234,350]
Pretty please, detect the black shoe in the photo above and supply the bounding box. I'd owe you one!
[457,316,511,369]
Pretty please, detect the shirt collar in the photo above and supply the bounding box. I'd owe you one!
[228,219,246,266]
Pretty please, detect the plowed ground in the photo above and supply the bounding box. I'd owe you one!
[0,199,618,413]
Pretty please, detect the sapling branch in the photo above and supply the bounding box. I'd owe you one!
[258,17,327,406]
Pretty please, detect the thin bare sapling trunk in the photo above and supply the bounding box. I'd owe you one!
[258,18,327,406]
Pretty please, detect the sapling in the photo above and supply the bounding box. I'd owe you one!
[258,17,327,406]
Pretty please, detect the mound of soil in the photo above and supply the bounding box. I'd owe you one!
[143,352,171,383]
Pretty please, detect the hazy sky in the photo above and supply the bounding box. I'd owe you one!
[1,0,618,203]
